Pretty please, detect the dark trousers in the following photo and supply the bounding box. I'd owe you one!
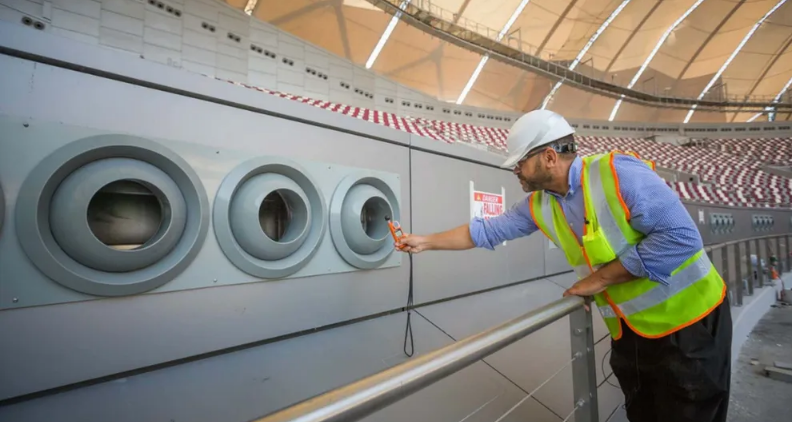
[609,298,732,422]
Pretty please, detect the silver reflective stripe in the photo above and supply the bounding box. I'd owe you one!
[587,158,631,256]
[616,252,713,316]
[540,193,561,247]
[599,305,617,319]
[573,265,592,279]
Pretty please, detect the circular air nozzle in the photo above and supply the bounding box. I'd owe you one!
[213,157,326,278]
[15,135,209,297]
[330,172,400,269]
[49,158,187,273]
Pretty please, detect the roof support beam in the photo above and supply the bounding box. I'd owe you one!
[684,0,788,123]
[541,0,632,110]
[456,0,533,105]
[608,0,706,121]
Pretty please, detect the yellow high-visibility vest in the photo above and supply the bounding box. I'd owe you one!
[529,151,726,339]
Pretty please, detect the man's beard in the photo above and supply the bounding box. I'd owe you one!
[518,162,553,192]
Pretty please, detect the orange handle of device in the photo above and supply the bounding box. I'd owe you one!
[385,217,405,249]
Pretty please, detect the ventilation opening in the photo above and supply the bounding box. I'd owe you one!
[87,181,164,250]
[259,191,290,242]
[360,197,390,240]
[258,189,308,244]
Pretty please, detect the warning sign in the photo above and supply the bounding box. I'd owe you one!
[471,191,504,220]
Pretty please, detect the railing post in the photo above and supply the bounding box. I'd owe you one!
[740,241,753,296]
[720,245,735,305]
[731,244,743,306]
[787,235,791,274]
[753,239,764,288]
[569,301,598,422]
[754,238,764,288]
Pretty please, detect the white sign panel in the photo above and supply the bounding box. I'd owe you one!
[471,190,504,219]
[470,181,506,245]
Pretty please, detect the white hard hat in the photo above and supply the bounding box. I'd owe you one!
[501,110,576,168]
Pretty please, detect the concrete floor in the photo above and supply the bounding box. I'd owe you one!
[728,301,792,422]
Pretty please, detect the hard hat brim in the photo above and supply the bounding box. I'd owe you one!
[501,149,527,169]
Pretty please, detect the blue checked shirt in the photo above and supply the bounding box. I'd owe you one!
[469,155,703,285]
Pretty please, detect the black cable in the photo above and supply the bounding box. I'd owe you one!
[403,145,415,358]
[403,252,415,357]
[602,348,620,389]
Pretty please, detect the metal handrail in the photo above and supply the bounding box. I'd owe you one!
[705,233,788,251]
[252,233,792,422]
[705,233,791,307]
[253,296,587,422]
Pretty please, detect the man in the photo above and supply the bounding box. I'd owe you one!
[396,110,732,422]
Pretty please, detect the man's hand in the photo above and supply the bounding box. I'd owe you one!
[395,233,429,254]
[393,225,476,253]
[563,259,639,302]
[563,274,607,297]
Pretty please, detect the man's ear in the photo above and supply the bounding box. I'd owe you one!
[545,148,558,167]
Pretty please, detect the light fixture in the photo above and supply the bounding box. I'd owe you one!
[747,74,792,122]
[542,0,632,110]
[366,0,412,69]
[456,0,533,105]
[684,0,787,123]
[608,0,706,121]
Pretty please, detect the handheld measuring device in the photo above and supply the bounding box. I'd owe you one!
[385,216,405,250]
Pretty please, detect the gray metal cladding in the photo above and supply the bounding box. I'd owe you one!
[0,179,4,237]
[0,308,560,422]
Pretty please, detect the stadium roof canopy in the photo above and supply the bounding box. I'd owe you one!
[227,0,792,123]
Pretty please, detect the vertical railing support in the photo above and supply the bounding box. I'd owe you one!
[777,236,784,274]
[731,244,743,306]
[569,301,599,422]
[769,238,778,279]
[786,235,791,274]
[740,242,752,296]
[754,238,764,288]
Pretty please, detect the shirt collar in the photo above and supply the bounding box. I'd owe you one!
[545,155,582,200]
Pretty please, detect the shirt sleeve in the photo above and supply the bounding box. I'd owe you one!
[612,154,704,285]
[468,197,539,250]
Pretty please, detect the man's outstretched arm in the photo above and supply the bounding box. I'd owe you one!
[396,198,539,253]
